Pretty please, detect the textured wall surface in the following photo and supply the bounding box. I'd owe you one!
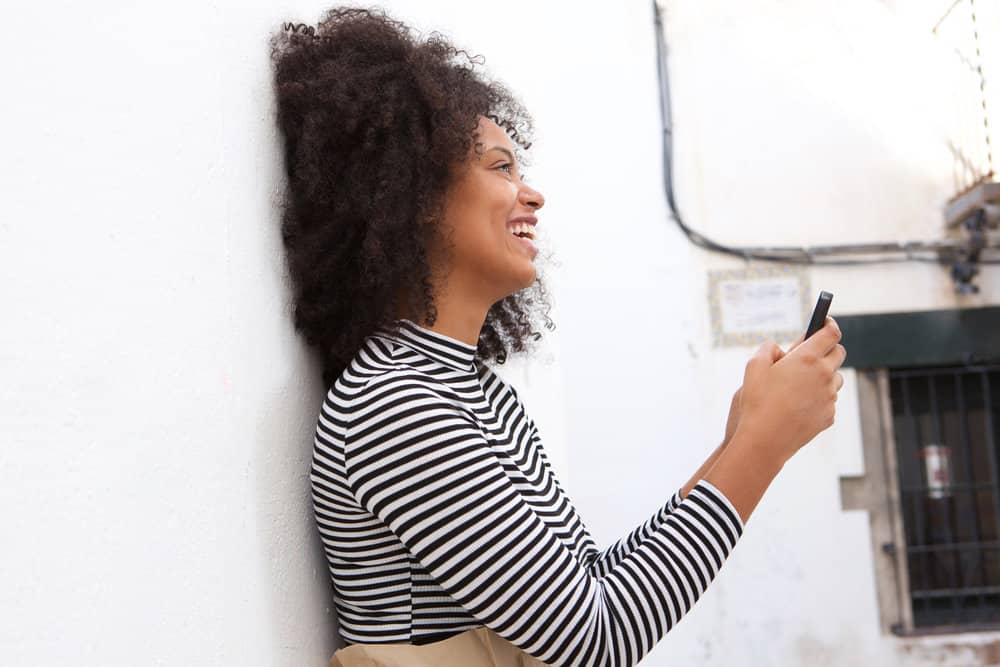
[2,0,997,665]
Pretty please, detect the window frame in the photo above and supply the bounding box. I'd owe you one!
[847,367,1000,636]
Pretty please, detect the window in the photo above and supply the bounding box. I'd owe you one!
[846,363,1000,635]
[890,365,1000,630]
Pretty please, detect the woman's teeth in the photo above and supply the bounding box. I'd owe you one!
[508,223,536,240]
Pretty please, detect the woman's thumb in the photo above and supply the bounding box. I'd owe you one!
[758,340,783,364]
[745,340,782,380]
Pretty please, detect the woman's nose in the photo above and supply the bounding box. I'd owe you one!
[520,183,545,210]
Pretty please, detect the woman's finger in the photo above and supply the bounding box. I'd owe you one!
[824,343,847,369]
[786,332,805,353]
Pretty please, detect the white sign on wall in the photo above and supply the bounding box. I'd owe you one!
[708,266,812,347]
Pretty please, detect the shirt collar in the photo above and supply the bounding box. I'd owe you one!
[373,318,478,372]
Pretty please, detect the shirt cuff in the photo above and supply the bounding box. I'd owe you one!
[666,487,683,514]
[692,478,746,536]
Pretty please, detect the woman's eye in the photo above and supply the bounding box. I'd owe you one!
[497,163,513,174]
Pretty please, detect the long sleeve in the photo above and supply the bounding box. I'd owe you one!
[505,379,689,580]
[344,369,745,667]
[580,488,685,579]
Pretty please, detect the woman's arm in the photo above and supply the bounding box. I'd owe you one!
[345,368,744,667]
[589,386,743,577]
[705,427,784,525]
[505,376,689,577]
[680,384,743,499]
[705,320,846,524]
[679,439,728,500]
[579,488,684,578]
[679,325,806,503]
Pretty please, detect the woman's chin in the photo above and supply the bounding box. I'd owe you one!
[504,239,538,288]
[514,263,537,290]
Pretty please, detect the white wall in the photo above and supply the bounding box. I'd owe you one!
[547,2,1000,666]
[2,0,997,665]
[2,1,337,664]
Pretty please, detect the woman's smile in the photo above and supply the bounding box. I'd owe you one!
[507,215,539,259]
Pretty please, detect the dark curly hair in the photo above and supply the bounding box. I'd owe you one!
[270,6,556,389]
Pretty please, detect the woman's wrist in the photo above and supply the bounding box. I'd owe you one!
[702,426,785,525]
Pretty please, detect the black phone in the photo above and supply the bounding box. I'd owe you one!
[804,291,833,340]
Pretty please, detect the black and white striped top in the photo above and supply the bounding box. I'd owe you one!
[310,318,745,666]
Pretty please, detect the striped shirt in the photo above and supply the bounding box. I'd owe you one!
[310,318,745,666]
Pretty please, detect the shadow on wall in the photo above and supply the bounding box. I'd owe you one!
[254,345,340,665]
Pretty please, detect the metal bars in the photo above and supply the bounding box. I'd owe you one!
[889,365,1000,628]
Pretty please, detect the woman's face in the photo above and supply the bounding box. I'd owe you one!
[434,115,545,302]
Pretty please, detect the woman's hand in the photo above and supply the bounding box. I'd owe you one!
[701,323,843,524]
[722,331,804,445]
[734,317,846,467]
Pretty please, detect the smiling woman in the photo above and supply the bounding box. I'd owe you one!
[268,5,846,667]
[269,6,743,667]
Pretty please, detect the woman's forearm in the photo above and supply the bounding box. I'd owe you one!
[679,439,728,499]
[703,426,784,525]
[680,387,742,500]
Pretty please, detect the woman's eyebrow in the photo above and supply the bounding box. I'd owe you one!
[486,146,516,163]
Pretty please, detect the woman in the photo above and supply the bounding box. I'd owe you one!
[270,7,846,666]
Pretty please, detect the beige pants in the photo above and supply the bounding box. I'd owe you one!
[329,626,550,667]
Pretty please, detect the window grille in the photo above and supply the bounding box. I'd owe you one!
[889,365,1000,629]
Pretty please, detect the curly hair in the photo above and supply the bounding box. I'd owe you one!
[269,6,556,389]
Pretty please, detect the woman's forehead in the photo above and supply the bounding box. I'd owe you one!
[475,116,514,152]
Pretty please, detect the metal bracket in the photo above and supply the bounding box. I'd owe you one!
[943,182,999,294]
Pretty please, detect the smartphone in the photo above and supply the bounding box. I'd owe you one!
[804,291,833,340]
